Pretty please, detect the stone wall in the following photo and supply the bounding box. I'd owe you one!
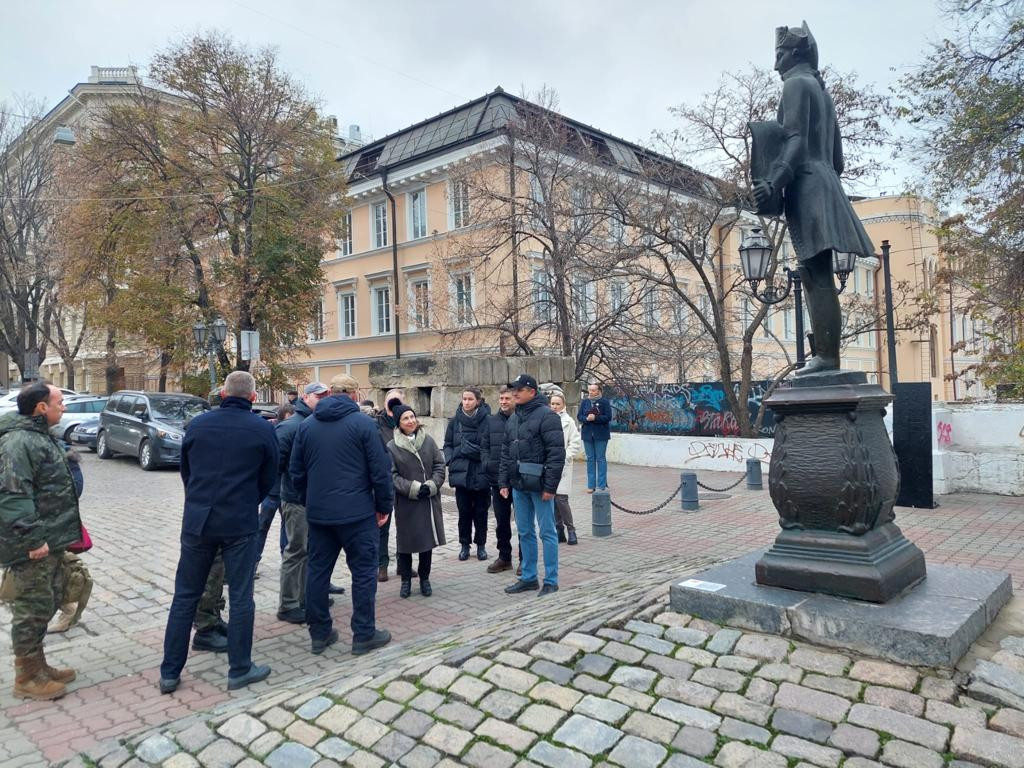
[368,355,580,421]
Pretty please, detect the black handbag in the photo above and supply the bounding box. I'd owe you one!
[517,461,545,493]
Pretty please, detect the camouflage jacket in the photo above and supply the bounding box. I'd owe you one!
[0,411,82,567]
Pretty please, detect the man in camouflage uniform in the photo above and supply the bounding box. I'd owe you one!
[0,382,82,700]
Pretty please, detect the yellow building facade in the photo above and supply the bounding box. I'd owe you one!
[288,92,948,402]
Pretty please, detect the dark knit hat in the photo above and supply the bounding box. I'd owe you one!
[391,402,416,424]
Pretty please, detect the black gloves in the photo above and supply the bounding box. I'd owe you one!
[417,484,432,499]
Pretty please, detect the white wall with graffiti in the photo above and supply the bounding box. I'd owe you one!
[606,402,1023,497]
[932,403,1024,496]
[606,433,774,473]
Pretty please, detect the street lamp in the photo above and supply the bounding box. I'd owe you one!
[739,227,806,368]
[739,229,859,369]
[193,318,228,391]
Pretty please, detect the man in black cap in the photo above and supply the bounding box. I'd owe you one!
[498,374,565,596]
[286,389,299,406]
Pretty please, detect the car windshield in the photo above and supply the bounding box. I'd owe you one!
[148,397,209,422]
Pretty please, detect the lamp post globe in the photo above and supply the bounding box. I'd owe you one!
[192,321,208,348]
[212,317,228,344]
[832,251,857,293]
[739,227,773,286]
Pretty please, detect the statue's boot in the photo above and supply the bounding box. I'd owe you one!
[794,355,839,376]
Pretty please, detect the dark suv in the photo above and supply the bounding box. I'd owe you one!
[98,391,210,470]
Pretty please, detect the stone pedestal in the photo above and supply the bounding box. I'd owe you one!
[756,371,926,602]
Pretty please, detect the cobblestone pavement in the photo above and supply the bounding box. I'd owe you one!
[0,451,1022,765]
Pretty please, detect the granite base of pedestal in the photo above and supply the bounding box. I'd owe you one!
[670,549,1012,667]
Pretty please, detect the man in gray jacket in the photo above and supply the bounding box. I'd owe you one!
[274,382,330,623]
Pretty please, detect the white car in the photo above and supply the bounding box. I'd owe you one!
[0,387,80,414]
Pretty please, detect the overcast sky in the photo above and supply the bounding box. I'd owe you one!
[3,0,951,191]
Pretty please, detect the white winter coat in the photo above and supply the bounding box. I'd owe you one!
[556,410,583,496]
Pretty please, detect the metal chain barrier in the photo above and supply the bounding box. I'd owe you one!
[608,482,683,515]
[695,470,750,494]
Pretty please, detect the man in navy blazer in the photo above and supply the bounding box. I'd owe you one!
[159,371,279,694]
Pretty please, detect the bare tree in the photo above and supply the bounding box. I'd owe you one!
[0,99,61,381]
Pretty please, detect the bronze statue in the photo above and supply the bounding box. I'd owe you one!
[751,22,875,376]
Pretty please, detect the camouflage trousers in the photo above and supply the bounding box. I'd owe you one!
[8,552,62,657]
[194,553,225,632]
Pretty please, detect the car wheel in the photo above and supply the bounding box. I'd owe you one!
[139,439,156,471]
[64,425,77,443]
[97,431,113,459]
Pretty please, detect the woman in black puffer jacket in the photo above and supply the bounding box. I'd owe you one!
[443,387,492,561]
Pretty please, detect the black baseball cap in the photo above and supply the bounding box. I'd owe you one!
[509,373,538,390]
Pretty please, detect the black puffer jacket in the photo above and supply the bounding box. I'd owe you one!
[376,410,397,448]
[443,404,491,490]
[498,394,566,494]
[481,408,512,487]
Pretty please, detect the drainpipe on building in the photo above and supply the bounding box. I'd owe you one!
[948,279,958,401]
[380,170,401,359]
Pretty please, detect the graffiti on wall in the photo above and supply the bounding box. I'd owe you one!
[609,381,777,438]
[937,421,952,445]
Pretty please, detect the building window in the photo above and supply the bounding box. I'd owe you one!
[532,268,553,323]
[644,289,658,329]
[784,306,795,340]
[609,281,626,314]
[453,273,473,326]
[337,291,356,338]
[451,180,470,228]
[574,281,597,325]
[372,202,388,249]
[410,279,430,331]
[529,174,545,228]
[608,216,625,244]
[340,211,352,256]
[373,285,391,335]
[408,188,427,240]
[741,299,753,332]
[310,299,324,341]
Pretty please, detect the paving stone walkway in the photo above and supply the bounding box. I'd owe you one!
[64,572,1024,768]
[2,453,1024,766]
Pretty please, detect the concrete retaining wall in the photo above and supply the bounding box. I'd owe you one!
[606,433,773,473]
[932,403,1024,496]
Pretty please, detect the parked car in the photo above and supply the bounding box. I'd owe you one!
[98,391,210,470]
[49,396,108,442]
[251,402,281,424]
[69,415,101,451]
[0,386,78,413]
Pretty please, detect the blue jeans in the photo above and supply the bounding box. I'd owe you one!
[584,438,609,489]
[512,490,558,587]
[161,532,258,680]
[306,516,379,643]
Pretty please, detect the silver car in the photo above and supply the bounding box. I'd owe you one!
[50,396,108,442]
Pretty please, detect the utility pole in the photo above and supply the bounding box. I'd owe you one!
[881,240,899,387]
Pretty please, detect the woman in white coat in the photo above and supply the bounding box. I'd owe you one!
[549,392,583,545]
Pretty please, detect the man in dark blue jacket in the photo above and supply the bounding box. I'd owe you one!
[274,381,330,624]
[159,371,279,694]
[291,374,394,656]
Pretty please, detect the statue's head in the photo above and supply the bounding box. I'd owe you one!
[774,21,818,75]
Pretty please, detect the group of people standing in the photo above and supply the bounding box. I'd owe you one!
[0,371,615,701]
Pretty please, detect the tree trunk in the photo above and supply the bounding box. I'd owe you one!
[63,357,76,390]
[158,349,172,392]
[104,326,118,395]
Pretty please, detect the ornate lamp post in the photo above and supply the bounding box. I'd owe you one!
[740,229,859,370]
[192,318,228,392]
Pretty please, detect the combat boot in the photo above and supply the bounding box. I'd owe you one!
[40,648,76,684]
[14,654,67,700]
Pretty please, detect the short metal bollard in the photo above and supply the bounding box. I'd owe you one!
[746,458,764,490]
[592,490,612,537]
[681,472,699,511]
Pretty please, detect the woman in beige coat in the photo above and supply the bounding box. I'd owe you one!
[549,393,583,545]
